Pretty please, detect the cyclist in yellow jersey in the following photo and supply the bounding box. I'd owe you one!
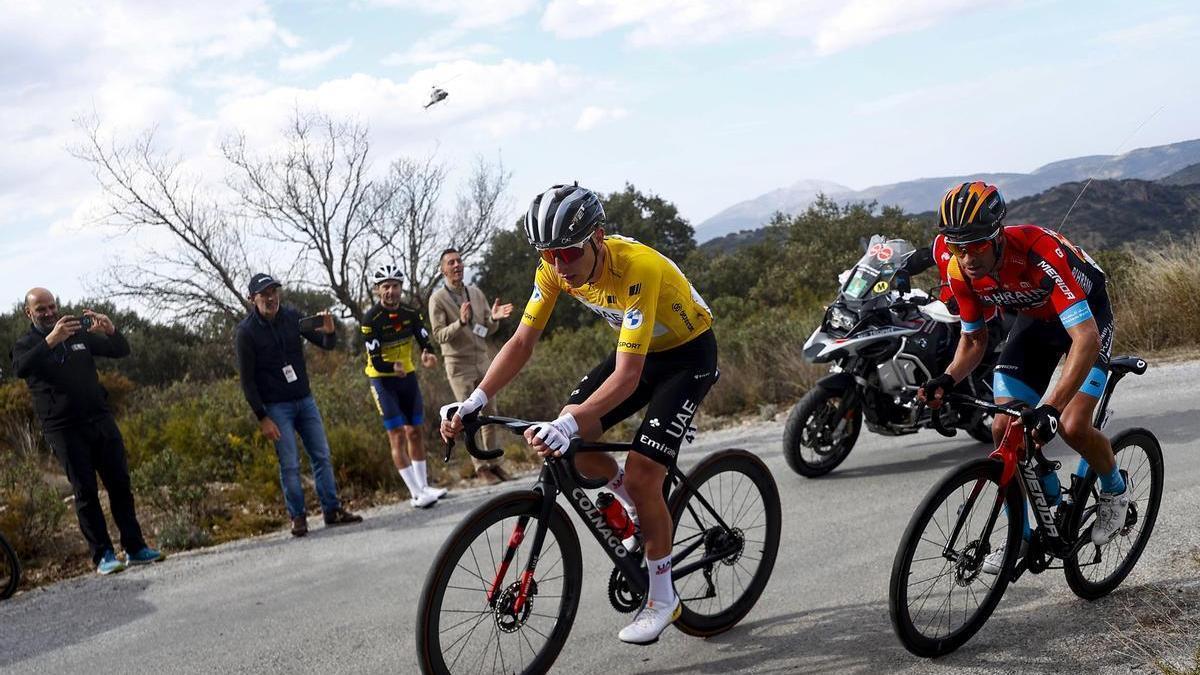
[441,184,718,645]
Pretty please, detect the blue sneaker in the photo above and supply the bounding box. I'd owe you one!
[97,550,126,575]
[126,547,166,566]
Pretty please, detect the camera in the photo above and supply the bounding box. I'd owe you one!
[79,315,94,331]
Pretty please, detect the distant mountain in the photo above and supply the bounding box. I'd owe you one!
[1004,179,1200,249]
[696,179,851,241]
[695,139,1200,242]
[702,178,1200,255]
[1159,162,1200,186]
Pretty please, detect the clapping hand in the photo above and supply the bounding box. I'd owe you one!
[491,298,514,321]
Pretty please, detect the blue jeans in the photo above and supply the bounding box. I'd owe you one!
[265,396,341,518]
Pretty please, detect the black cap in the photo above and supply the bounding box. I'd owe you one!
[248,273,282,296]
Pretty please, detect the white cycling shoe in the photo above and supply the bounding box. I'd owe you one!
[411,490,438,509]
[1092,478,1132,545]
[424,485,448,501]
[618,597,681,645]
[982,539,1028,575]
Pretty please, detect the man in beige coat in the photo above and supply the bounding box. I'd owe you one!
[428,248,514,484]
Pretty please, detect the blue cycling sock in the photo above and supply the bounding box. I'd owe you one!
[1099,467,1125,494]
[1004,502,1032,541]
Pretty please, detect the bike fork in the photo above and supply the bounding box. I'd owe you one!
[488,515,531,605]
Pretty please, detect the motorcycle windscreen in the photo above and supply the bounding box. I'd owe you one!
[842,235,916,301]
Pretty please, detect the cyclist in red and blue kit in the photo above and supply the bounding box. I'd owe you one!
[918,181,1129,573]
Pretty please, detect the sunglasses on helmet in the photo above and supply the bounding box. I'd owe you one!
[539,239,590,265]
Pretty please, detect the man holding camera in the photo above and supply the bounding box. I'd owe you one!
[235,273,361,537]
[11,288,163,575]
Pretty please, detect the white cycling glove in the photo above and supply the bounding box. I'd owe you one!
[440,388,488,422]
[531,413,579,456]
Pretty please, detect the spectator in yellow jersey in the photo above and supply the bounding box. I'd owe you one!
[362,263,444,509]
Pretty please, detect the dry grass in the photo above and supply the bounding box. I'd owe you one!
[1111,236,1200,355]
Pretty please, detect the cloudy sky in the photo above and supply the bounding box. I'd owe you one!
[2,0,1198,305]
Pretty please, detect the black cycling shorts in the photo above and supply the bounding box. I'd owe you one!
[566,330,718,467]
[993,285,1114,405]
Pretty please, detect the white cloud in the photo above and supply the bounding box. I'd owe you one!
[540,0,1013,54]
[575,106,629,131]
[366,0,539,29]
[381,31,497,66]
[279,40,353,72]
[215,59,587,154]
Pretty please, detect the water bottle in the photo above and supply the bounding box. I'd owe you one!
[1036,465,1062,506]
[596,492,635,540]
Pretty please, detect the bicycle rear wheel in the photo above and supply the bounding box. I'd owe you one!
[416,491,583,675]
[889,458,1023,657]
[0,533,18,600]
[669,449,781,637]
[1064,428,1164,600]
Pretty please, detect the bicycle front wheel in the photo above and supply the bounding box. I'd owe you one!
[0,533,18,600]
[669,449,782,637]
[416,491,583,675]
[1064,428,1164,600]
[889,458,1023,657]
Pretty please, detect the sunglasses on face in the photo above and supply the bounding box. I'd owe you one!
[946,239,994,258]
[540,241,589,265]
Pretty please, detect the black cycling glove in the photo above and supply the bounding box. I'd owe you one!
[920,373,956,404]
[1022,404,1061,444]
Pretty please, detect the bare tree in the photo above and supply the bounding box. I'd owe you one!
[372,153,447,304]
[447,154,513,289]
[372,153,512,303]
[222,109,395,323]
[72,115,252,325]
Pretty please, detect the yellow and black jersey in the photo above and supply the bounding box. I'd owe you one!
[521,235,713,355]
[361,303,434,377]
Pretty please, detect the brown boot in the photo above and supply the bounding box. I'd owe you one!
[291,515,309,537]
[323,507,363,526]
[490,465,513,482]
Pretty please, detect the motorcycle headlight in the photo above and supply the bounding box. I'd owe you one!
[829,306,857,331]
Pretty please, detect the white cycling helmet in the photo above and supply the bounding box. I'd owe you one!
[370,263,403,286]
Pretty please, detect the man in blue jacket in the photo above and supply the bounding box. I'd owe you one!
[235,273,361,537]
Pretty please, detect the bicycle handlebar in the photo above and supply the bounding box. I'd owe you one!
[917,392,1030,439]
[441,408,630,463]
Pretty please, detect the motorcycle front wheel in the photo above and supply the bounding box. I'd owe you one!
[783,385,862,478]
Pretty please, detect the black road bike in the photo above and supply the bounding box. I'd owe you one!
[889,355,1163,657]
[416,413,782,675]
[1,530,19,600]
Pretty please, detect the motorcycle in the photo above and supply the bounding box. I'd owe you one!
[783,235,1007,478]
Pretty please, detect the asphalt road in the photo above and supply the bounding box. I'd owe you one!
[2,360,1197,674]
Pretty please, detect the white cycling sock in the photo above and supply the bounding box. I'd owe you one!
[414,460,430,491]
[646,554,675,605]
[399,466,421,497]
[607,467,636,517]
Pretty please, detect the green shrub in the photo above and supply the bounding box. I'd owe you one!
[130,447,218,550]
[0,425,69,559]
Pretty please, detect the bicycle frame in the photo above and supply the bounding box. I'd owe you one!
[931,359,1143,575]
[450,414,744,615]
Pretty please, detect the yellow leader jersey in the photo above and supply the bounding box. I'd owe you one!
[521,235,713,355]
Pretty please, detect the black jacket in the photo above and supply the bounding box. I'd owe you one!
[235,306,336,419]
[11,325,131,431]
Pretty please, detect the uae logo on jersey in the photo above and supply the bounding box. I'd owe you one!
[624,309,643,330]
